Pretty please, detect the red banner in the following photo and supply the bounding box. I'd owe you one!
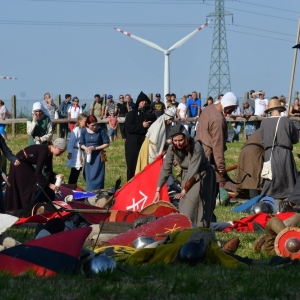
[111,154,169,211]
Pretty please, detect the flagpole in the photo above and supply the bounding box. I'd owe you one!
[287,17,300,116]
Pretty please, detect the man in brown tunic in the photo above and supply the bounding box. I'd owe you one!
[195,92,238,183]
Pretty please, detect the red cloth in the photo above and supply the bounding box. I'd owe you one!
[15,211,71,225]
[222,212,296,232]
[111,154,169,211]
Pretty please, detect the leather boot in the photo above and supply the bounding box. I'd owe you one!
[222,237,240,254]
[283,213,300,228]
[264,217,286,255]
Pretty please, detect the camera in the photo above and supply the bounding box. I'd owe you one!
[143,104,153,121]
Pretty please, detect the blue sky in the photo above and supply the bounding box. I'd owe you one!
[1,0,300,108]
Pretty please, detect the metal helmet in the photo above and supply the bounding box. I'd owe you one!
[132,236,156,250]
[177,239,206,266]
[285,238,300,254]
[82,255,116,278]
[252,202,272,214]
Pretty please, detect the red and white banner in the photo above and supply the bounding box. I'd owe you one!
[111,154,169,211]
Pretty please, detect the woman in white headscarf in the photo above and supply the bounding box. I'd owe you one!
[27,102,53,146]
[135,109,175,174]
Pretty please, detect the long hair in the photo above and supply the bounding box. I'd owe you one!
[172,135,194,156]
[75,113,88,128]
[86,115,97,127]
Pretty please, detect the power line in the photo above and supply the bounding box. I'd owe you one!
[236,0,300,14]
[200,2,299,22]
[227,29,294,43]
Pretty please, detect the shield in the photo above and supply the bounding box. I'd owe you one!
[140,200,178,215]
[274,227,300,259]
[106,213,192,247]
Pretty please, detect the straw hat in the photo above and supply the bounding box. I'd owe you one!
[264,98,286,114]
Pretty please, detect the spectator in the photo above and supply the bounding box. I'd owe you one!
[117,94,128,140]
[67,114,87,185]
[59,94,72,139]
[185,91,201,137]
[289,97,300,136]
[104,94,117,117]
[176,95,189,131]
[228,106,242,142]
[241,101,256,139]
[253,90,268,117]
[125,94,135,112]
[79,115,110,191]
[27,102,53,145]
[124,91,156,181]
[204,97,213,108]
[171,93,179,108]
[68,97,83,131]
[107,110,118,142]
[0,100,10,141]
[279,95,288,117]
[40,92,52,118]
[89,94,104,120]
[152,93,166,118]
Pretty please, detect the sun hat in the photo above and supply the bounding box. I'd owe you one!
[264,98,286,114]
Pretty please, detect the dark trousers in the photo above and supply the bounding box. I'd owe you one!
[68,168,82,185]
[60,122,69,139]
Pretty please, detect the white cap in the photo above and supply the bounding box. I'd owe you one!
[221,92,238,109]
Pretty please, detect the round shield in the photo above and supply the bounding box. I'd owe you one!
[140,200,178,215]
[274,227,300,259]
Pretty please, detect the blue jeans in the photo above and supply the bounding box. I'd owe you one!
[232,122,242,142]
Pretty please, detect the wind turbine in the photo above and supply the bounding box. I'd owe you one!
[0,76,17,80]
[114,19,212,101]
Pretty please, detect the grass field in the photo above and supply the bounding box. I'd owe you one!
[1,133,300,299]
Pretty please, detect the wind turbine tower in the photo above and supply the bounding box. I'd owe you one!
[207,0,232,97]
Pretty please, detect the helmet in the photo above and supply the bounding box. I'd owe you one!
[132,236,156,249]
[82,255,116,278]
[177,239,206,266]
[252,202,273,214]
[285,238,300,254]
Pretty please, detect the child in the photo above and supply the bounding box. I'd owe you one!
[108,111,118,142]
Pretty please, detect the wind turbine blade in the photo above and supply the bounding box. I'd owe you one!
[114,27,165,53]
[0,76,17,80]
[168,19,213,52]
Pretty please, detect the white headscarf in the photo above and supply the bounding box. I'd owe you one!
[32,102,42,113]
[146,109,175,155]
[221,92,238,109]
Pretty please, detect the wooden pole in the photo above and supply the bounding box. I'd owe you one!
[11,95,16,138]
[287,17,300,116]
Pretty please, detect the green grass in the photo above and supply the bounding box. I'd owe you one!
[2,133,300,299]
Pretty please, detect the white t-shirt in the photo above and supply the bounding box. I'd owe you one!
[177,103,187,118]
[68,105,82,119]
[254,98,268,116]
[0,105,7,119]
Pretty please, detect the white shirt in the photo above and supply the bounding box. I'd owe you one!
[254,98,268,116]
[68,105,82,119]
[177,103,187,118]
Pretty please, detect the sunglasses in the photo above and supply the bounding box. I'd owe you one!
[73,100,79,102]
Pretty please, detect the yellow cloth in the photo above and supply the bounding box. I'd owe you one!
[98,228,246,267]
[135,137,151,174]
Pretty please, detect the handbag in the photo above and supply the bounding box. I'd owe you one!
[100,150,107,163]
[261,117,281,180]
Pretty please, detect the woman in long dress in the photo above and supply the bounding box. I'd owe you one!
[260,98,298,206]
[153,124,216,227]
[135,109,175,174]
[67,114,87,185]
[79,115,110,191]
[5,138,67,213]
